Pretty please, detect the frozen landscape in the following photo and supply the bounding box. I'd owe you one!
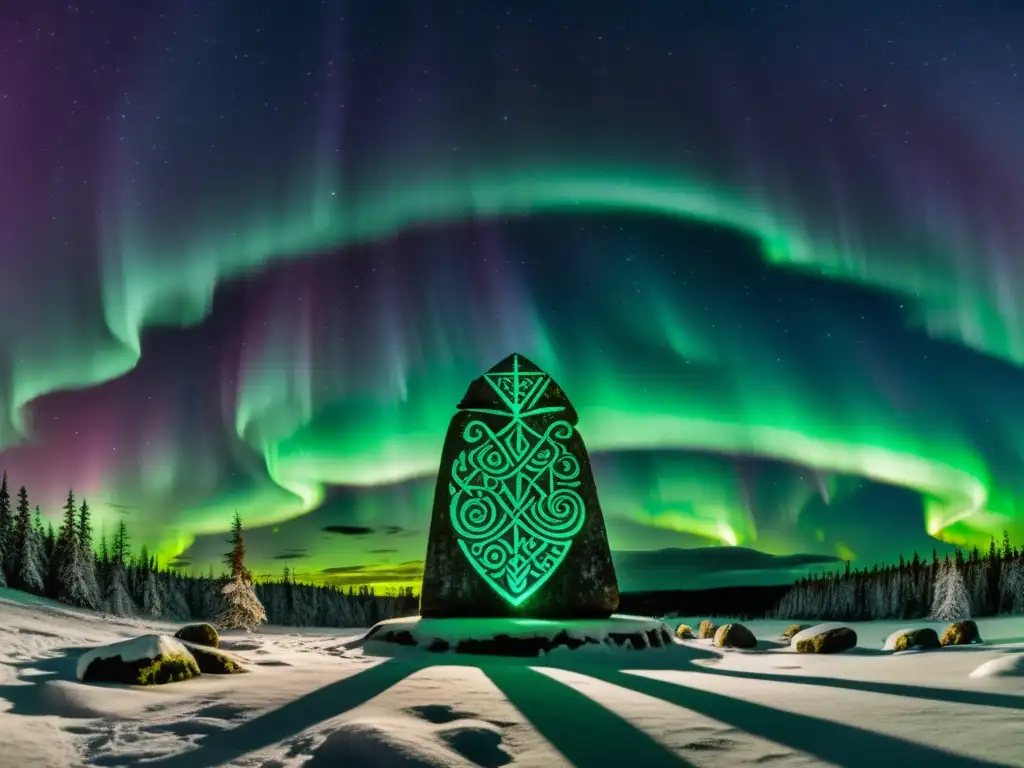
[1,587,1023,767]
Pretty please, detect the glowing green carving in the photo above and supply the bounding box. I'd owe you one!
[449,355,586,607]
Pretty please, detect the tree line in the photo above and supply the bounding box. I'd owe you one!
[775,533,1024,622]
[0,473,418,627]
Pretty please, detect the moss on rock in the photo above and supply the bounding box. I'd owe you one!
[780,624,807,641]
[697,620,719,639]
[174,623,221,648]
[82,652,200,686]
[795,626,857,654]
[892,628,941,652]
[714,623,757,649]
[940,620,981,646]
[180,640,245,674]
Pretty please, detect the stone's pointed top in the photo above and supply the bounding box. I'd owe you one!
[456,353,578,424]
[484,351,542,375]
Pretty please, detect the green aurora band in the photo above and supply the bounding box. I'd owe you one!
[6,1,1024,590]
[3,165,1019,581]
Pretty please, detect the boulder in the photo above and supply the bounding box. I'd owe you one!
[780,624,807,641]
[886,628,941,652]
[795,626,857,654]
[420,353,619,619]
[714,623,757,649]
[940,620,981,646]
[174,622,220,648]
[675,623,694,639]
[77,635,200,685]
[179,640,246,673]
[697,620,718,639]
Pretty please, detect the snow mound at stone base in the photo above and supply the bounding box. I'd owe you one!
[349,614,675,657]
[969,653,1024,679]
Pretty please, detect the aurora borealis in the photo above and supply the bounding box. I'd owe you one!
[1,1,1023,592]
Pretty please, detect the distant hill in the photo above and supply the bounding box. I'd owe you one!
[618,583,794,619]
[612,545,842,593]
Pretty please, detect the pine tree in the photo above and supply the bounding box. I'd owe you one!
[217,512,266,631]
[0,472,12,585]
[0,478,414,625]
[55,490,96,608]
[77,500,101,608]
[112,520,129,566]
[999,557,1024,614]
[52,489,77,600]
[932,557,971,621]
[162,572,190,620]
[44,522,56,562]
[104,562,135,616]
[969,559,989,615]
[141,567,163,616]
[33,506,49,578]
[99,533,110,582]
[102,518,134,615]
[10,486,43,593]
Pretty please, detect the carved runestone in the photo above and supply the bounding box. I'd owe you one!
[420,353,620,619]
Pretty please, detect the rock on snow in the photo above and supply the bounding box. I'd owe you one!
[75,634,192,681]
[788,622,850,649]
[3,592,1024,766]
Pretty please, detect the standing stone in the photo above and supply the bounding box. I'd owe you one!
[420,353,619,619]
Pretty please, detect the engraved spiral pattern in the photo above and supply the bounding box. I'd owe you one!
[449,362,588,608]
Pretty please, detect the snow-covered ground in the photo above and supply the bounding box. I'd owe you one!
[2,589,1023,768]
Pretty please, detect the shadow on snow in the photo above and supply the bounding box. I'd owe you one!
[3,639,1020,767]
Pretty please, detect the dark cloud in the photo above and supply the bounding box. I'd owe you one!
[365,548,398,555]
[100,501,137,514]
[612,547,843,591]
[316,560,424,587]
[322,525,374,536]
[321,524,410,537]
[167,559,191,568]
[616,547,842,572]
[271,548,309,560]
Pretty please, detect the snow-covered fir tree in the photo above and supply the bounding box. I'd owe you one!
[266,566,289,619]
[772,534,1024,623]
[868,574,887,618]
[142,566,163,616]
[0,472,12,585]
[163,572,191,620]
[0,474,415,625]
[77,500,102,608]
[10,486,44,593]
[104,564,135,616]
[216,512,267,632]
[33,506,48,578]
[196,566,224,618]
[103,520,136,616]
[350,595,368,627]
[931,557,971,621]
[887,569,905,619]
[56,490,98,608]
[999,557,1024,614]
[968,560,989,615]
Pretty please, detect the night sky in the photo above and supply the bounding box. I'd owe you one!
[1,1,1022,593]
